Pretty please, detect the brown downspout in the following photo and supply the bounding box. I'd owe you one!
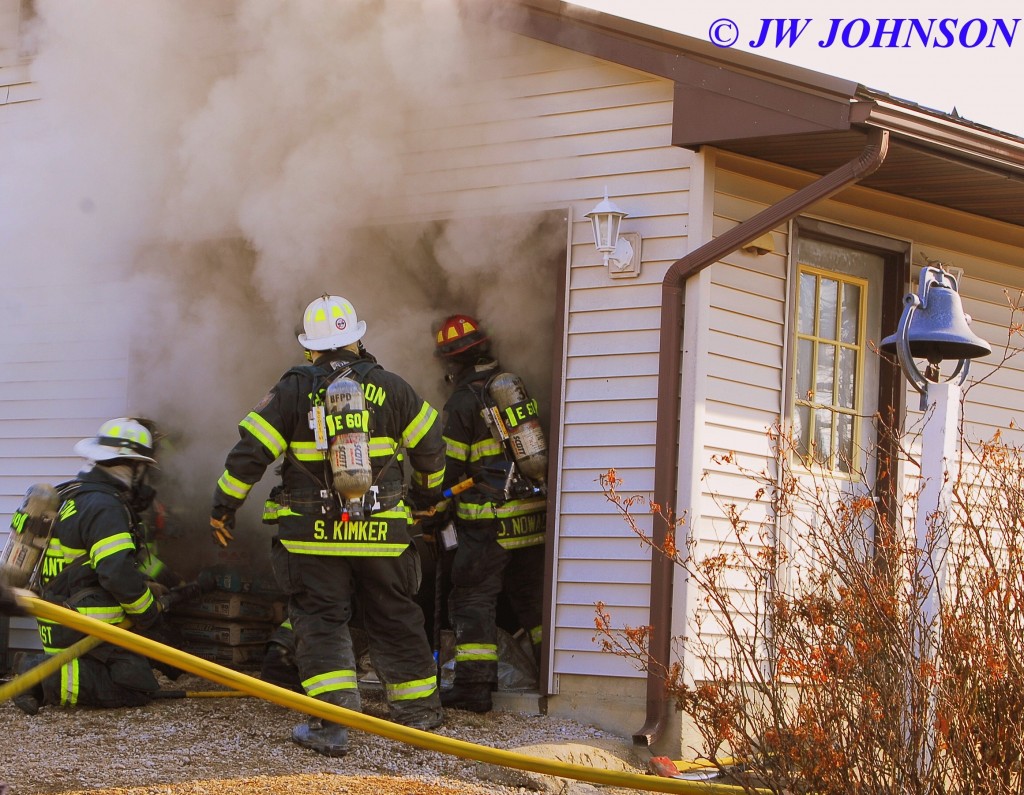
[633,126,890,749]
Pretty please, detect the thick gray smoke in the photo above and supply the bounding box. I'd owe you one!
[3,0,562,576]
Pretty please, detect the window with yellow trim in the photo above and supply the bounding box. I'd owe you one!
[793,265,869,473]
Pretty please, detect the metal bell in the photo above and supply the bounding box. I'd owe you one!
[880,274,991,365]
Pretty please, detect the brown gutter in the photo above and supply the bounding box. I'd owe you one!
[634,126,890,750]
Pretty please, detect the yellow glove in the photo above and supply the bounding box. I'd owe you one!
[210,510,236,547]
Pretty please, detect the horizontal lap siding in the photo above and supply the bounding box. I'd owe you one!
[1,281,129,650]
[371,31,694,681]
[434,39,695,681]
[688,167,790,680]
[693,152,1024,681]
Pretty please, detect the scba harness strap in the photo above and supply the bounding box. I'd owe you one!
[275,357,398,517]
[40,480,145,604]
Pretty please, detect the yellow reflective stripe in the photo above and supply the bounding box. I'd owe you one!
[374,506,411,520]
[386,675,438,702]
[78,605,127,623]
[280,540,408,557]
[289,441,325,462]
[303,669,358,697]
[368,437,397,457]
[456,497,546,522]
[61,659,80,706]
[262,501,281,522]
[240,412,286,458]
[90,532,135,565]
[402,402,437,449]
[455,643,498,663]
[444,436,469,462]
[62,547,86,564]
[497,534,545,550]
[122,588,155,616]
[217,470,252,501]
[139,554,165,578]
[469,438,504,461]
[411,469,444,490]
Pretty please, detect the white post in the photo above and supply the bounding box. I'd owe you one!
[914,380,960,776]
[916,381,959,634]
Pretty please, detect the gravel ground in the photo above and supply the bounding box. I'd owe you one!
[0,673,646,795]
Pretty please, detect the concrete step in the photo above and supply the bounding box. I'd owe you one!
[493,689,544,716]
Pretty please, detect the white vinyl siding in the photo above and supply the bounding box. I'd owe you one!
[695,168,790,672]
[1,280,130,650]
[381,30,695,682]
[0,0,36,106]
[687,151,1024,683]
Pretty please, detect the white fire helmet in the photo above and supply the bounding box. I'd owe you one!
[297,294,367,351]
[73,418,158,464]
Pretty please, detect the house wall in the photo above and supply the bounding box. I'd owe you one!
[682,149,1024,698]
[1,0,100,654]
[0,18,697,735]
[391,30,697,725]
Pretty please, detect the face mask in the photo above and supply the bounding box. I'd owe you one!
[130,481,156,514]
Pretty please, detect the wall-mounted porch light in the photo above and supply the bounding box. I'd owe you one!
[585,189,640,278]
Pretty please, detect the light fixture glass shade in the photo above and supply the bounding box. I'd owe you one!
[585,192,628,255]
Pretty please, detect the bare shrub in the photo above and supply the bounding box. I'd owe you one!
[596,417,1024,794]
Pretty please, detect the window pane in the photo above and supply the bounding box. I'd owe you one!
[814,408,833,466]
[796,338,813,401]
[819,278,838,341]
[836,414,854,473]
[798,273,816,335]
[792,252,876,474]
[838,347,857,409]
[841,282,861,344]
[794,405,810,459]
[816,343,835,405]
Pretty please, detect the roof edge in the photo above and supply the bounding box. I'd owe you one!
[460,0,861,99]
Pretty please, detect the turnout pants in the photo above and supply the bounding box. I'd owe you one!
[448,522,545,686]
[271,537,441,725]
[39,645,158,708]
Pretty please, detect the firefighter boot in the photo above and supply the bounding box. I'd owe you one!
[11,652,47,716]
[260,640,302,692]
[440,681,493,713]
[398,704,444,731]
[291,693,351,757]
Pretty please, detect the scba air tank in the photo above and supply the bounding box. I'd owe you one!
[1,483,61,588]
[488,372,548,487]
[325,377,373,520]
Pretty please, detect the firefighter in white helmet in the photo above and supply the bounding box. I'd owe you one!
[13,418,167,714]
[210,294,446,757]
[433,314,548,713]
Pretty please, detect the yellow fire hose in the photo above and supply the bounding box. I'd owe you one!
[7,589,761,794]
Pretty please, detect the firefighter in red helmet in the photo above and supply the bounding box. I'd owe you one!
[434,314,548,713]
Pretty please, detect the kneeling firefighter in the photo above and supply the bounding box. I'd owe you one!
[433,314,548,713]
[14,419,168,713]
[210,294,447,757]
